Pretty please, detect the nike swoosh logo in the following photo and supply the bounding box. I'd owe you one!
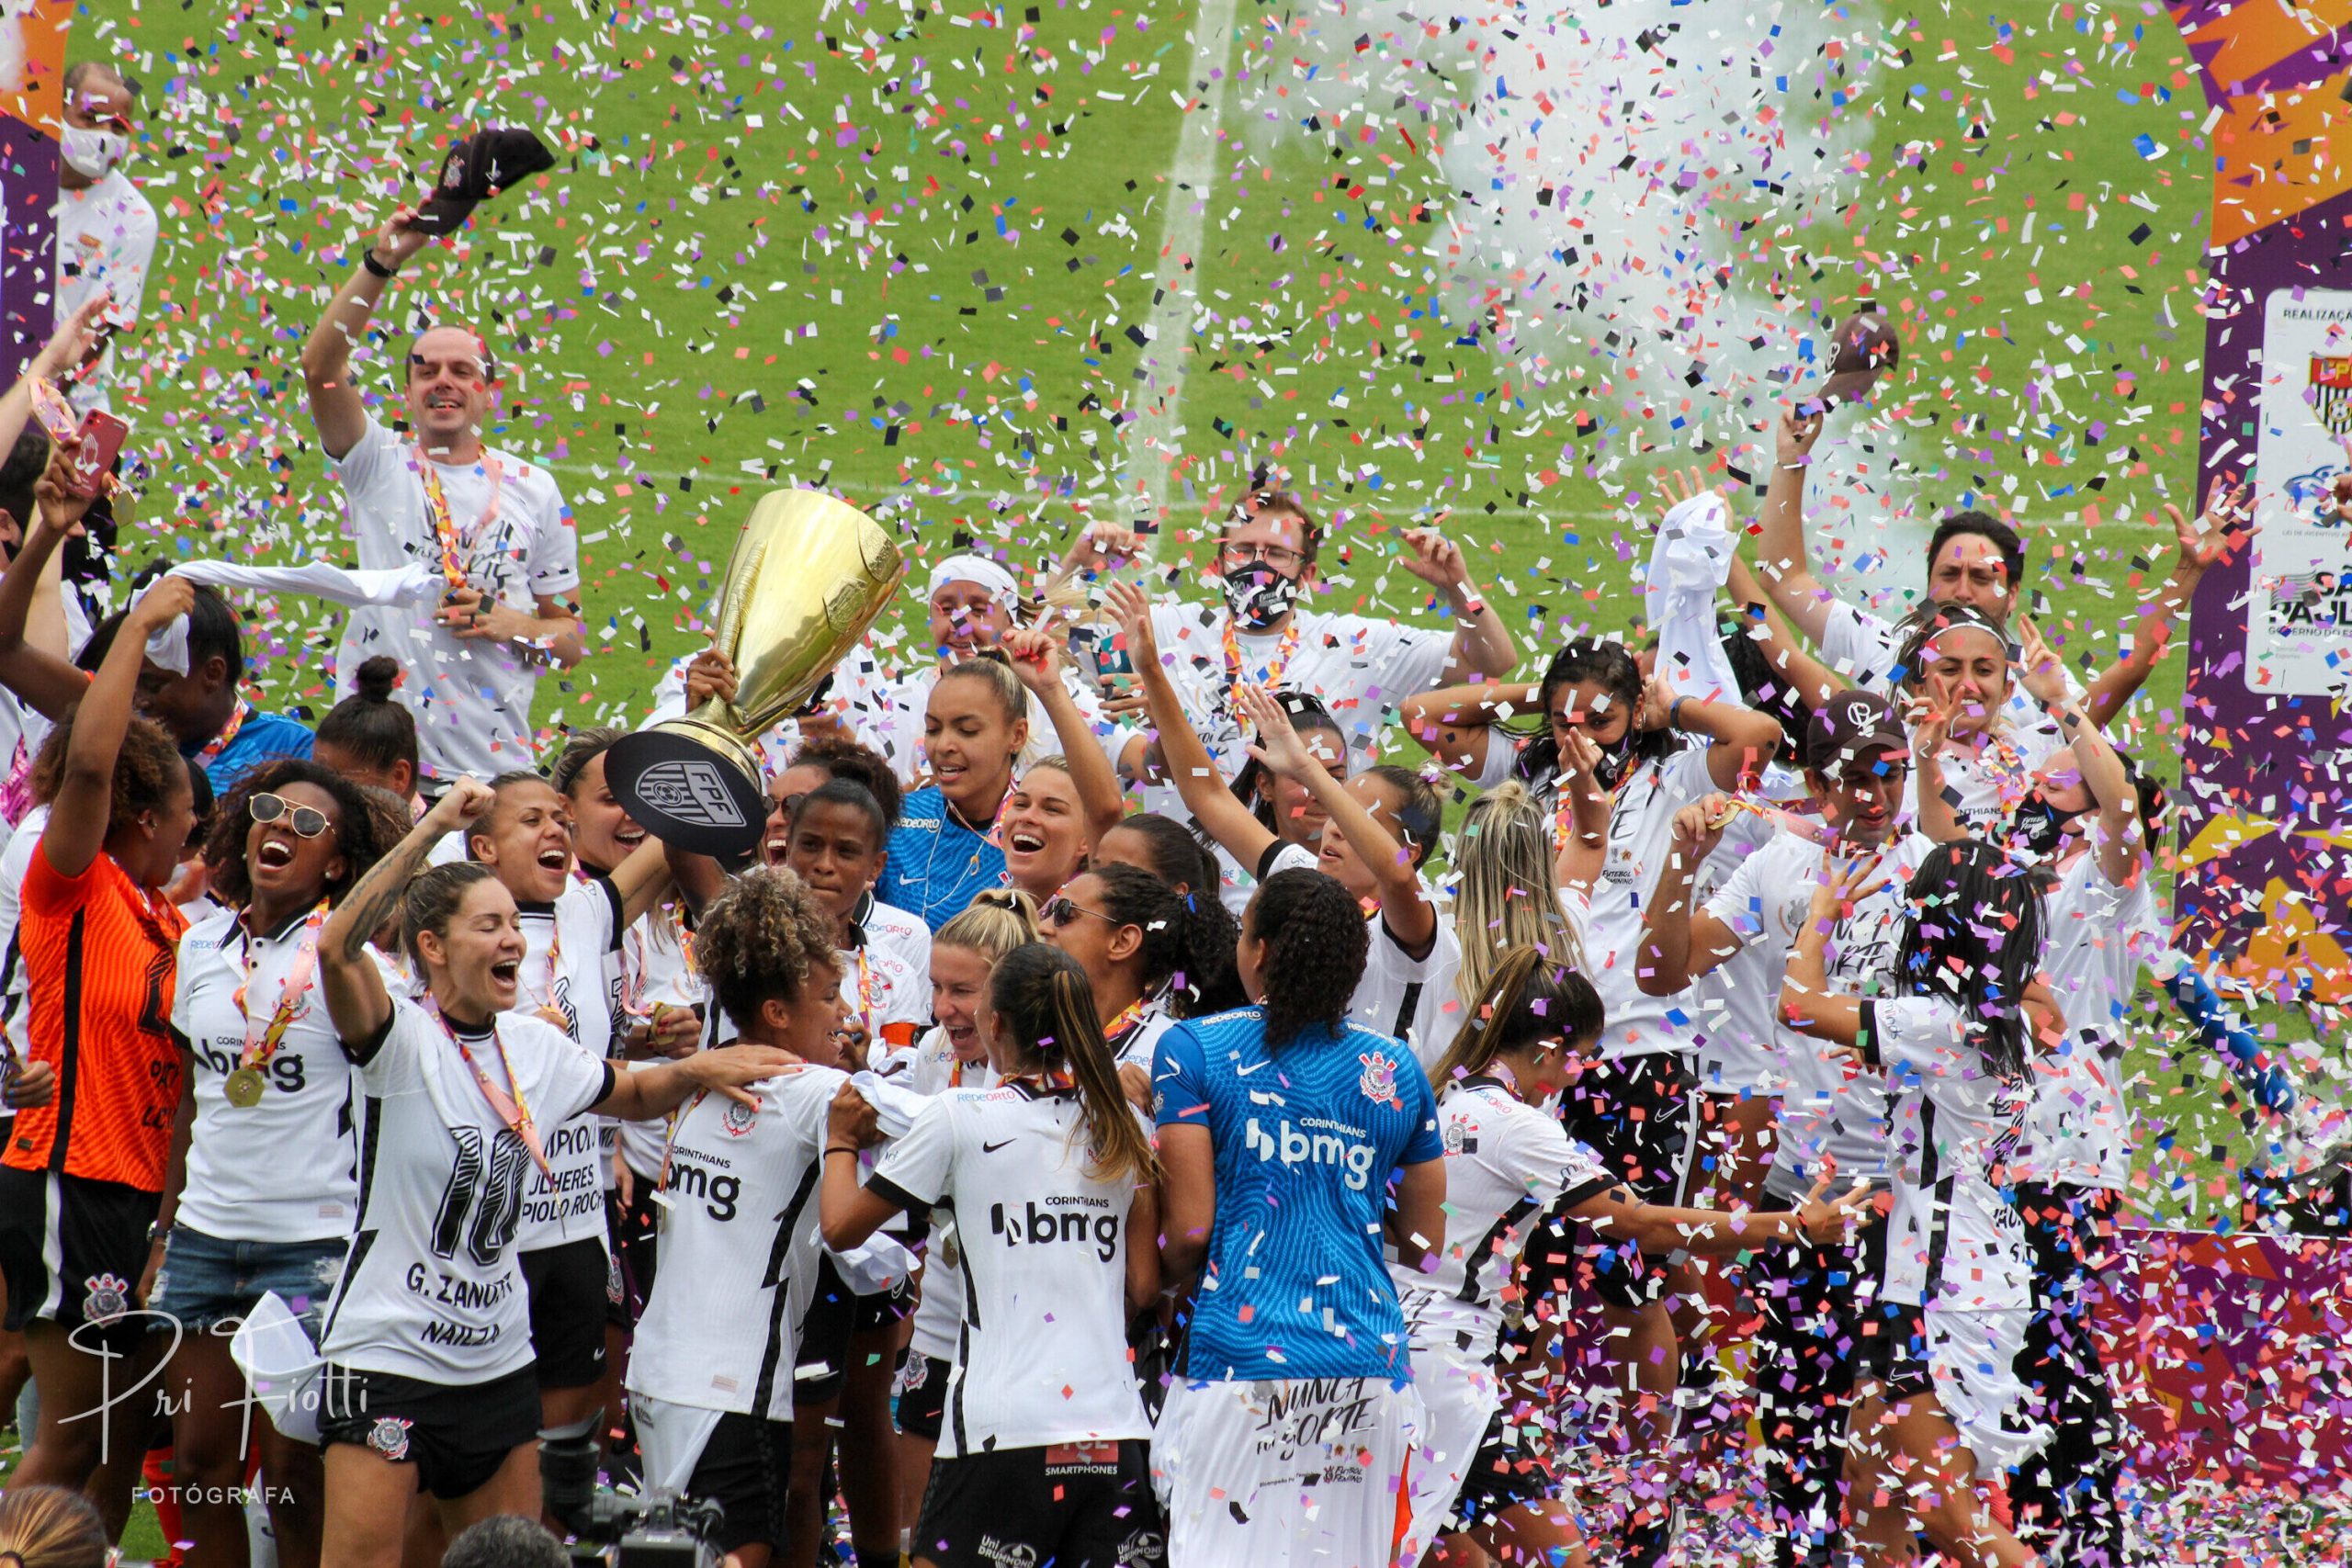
[981,1139,1015,1154]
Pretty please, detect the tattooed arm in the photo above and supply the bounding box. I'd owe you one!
[322,776,495,1046]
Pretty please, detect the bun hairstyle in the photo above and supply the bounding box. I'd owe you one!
[401,862,498,970]
[548,726,625,799]
[31,711,185,842]
[1085,861,1242,1018]
[933,887,1042,964]
[789,735,905,828]
[986,942,1156,1186]
[204,757,400,910]
[1452,781,1589,1003]
[1363,763,1442,870]
[932,649,1026,724]
[1246,867,1369,1053]
[1430,944,1606,1089]
[695,867,842,1030]
[316,657,421,782]
[0,1482,108,1568]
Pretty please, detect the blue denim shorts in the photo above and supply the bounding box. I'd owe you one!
[151,1225,347,1334]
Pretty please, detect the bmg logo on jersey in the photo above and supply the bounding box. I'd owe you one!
[989,1196,1120,1261]
[1244,1115,1375,1190]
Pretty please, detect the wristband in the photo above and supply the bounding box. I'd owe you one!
[361,249,396,279]
[825,1145,861,1159]
[1668,695,1688,731]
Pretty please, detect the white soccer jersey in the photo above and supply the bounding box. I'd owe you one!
[857,893,933,980]
[1685,774,1801,1095]
[318,1002,611,1383]
[1392,1078,1610,1350]
[1704,829,1929,1200]
[869,1084,1151,1456]
[1259,840,1464,1063]
[843,930,928,1059]
[903,1046,1000,1365]
[512,877,627,1247]
[172,907,360,1245]
[1909,727,2067,840]
[616,902,705,1182]
[1865,995,2033,1314]
[2015,850,2156,1190]
[627,1064,842,1420]
[1586,745,1720,1059]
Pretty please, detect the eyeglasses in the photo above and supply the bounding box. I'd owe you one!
[1219,540,1305,571]
[250,793,331,840]
[767,792,805,821]
[1041,895,1115,929]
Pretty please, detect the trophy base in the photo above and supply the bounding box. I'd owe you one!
[605,720,768,858]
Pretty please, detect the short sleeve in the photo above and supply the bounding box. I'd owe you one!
[1397,1057,1443,1166]
[169,932,200,1039]
[21,846,97,922]
[1860,995,1967,1080]
[1368,618,1453,707]
[1511,1112,1605,1208]
[568,878,625,957]
[1819,601,1899,687]
[543,1040,617,1126]
[1469,730,1524,791]
[1702,842,1774,944]
[871,1094,958,1210]
[1667,743,1718,805]
[329,413,403,497]
[355,1000,431,1092]
[526,480,582,598]
[1152,1022,1213,1129]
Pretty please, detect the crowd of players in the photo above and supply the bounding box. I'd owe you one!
[0,87,2254,1568]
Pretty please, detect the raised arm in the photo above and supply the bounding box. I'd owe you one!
[0,472,98,723]
[42,531,188,878]
[300,208,430,462]
[1641,677,1781,794]
[608,835,677,930]
[1107,580,1276,870]
[1777,866,1878,1047]
[2081,479,2252,730]
[2023,619,2141,889]
[1554,728,1611,896]
[1398,528,1520,683]
[1749,410,1835,644]
[1397,679,1536,783]
[1724,555,1844,711]
[1635,798,1748,995]
[320,777,493,1046]
[1238,682,1435,953]
[1006,626,1125,841]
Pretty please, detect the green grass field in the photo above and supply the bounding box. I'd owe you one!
[41,0,2307,1553]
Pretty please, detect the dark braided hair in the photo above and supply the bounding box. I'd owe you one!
[1086,862,1242,1019]
[1247,868,1369,1054]
[204,758,401,910]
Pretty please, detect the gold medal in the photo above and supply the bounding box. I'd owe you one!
[224,1067,266,1108]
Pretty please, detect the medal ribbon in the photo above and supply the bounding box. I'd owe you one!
[413,446,506,589]
[196,698,250,768]
[434,1008,551,1178]
[1221,615,1301,716]
[233,901,329,1077]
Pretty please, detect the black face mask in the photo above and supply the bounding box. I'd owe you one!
[1591,729,1637,791]
[1222,560,1301,631]
[2009,789,2086,860]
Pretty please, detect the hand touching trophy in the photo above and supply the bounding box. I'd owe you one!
[605,491,907,855]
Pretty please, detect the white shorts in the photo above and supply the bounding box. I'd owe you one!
[1152,1375,1424,1568]
[1872,1305,2050,1481]
[629,1392,726,1494]
[1401,1337,1501,1561]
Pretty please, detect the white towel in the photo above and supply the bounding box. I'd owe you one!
[1644,491,1743,704]
[130,561,440,674]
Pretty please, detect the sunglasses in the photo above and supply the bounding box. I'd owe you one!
[250,793,331,840]
[1041,895,1114,929]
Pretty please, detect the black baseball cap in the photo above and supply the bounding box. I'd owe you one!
[411,129,556,236]
[1804,688,1908,776]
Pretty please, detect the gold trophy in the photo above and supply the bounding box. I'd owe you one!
[605,490,906,855]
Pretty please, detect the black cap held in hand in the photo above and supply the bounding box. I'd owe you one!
[410,129,558,236]
[1804,688,1909,777]
[1800,311,1900,415]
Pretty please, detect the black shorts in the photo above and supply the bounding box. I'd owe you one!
[1555,1051,1701,1308]
[0,1165,159,1351]
[520,1237,610,1391]
[605,1185,660,1329]
[795,1257,910,1408]
[1448,1399,1557,1534]
[319,1363,538,1501]
[1855,1297,1933,1404]
[684,1410,794,1554]
[894,1353,952,1442]
[912,1439,1160,1568]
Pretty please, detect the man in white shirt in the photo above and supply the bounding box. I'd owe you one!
[54,62,158,418]
[300,205,586,782]
[1057,491,1520,792]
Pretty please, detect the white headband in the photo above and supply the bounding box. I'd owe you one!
[926,554,1020,610]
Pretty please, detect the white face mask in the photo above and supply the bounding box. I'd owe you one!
[61,124,129,180]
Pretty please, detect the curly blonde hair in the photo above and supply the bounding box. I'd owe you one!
[696,867,842,1027]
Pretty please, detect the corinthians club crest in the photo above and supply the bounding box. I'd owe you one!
[2312,355,2352,439]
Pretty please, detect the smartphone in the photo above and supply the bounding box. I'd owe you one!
[64,411,129,499]
[1077,624,1133,695]
[28,378,76,444]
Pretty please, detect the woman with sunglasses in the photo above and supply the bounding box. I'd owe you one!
[140,760,398,1568]
[1040,862,1228,1068]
